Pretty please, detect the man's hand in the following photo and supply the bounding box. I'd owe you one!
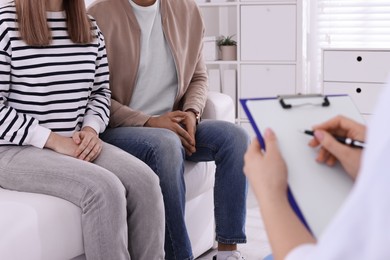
[73,126,103,162]
[145,111,196,155]
[181,110,197,156]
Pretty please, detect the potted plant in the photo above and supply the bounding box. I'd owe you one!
[217,34,237,61]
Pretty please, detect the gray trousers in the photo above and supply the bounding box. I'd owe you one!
[0,142,165,260]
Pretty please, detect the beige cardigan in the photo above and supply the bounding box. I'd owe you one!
[88,0,208,127]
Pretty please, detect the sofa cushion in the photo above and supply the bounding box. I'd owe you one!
[0,188,83,260]
[184,161,215,201]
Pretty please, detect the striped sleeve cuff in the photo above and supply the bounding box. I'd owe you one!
[28,125,51,149]
[82,115,105,134]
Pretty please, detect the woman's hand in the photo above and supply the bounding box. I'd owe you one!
[308,115,366,180]
[244,129,317,260]
[244,128,288,201]
[45,132,79,157]
[73,126,103,162]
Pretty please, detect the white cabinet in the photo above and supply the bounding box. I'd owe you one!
[240,65,295,98]
[323,50,390,83]
[197,0,304,134]
[241,5,297,61]
[322,48,390,121]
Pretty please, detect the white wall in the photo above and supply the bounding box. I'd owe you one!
[84,0,95,7]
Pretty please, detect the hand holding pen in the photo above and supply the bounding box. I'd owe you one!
[305,115,366,180]
[303,130,365,149]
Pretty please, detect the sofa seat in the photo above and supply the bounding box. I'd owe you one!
[0,161,215,260]
[0,188,84,260]
[0,91,235,260]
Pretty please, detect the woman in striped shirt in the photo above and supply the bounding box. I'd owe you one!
[0,0,165,259]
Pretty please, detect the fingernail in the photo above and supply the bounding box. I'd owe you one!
[314,130,324,141]
[265,128,274,138]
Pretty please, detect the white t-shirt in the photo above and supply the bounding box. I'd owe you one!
[128,0,178,116]
[286,78,390,259]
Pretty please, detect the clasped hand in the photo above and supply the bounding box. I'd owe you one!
[72,126,103,162]
[145,111,197,156]
[45,126,102,162]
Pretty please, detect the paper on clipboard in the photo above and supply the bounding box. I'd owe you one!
[241,94,365,237]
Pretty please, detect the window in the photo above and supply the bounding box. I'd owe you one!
[307,0,390,92]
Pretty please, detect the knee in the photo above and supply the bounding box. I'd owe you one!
[150,129,183,155]
[145,129,185,168]
[140,165,161,194]
[222,122,250,149]
[144,170,165,216]
[126,164,164,211]
[81,172,127,214]
[234,125,250,146]
[124,159,162,199]
[144,171,164,205]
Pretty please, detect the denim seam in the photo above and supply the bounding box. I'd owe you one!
[214,187,220,241]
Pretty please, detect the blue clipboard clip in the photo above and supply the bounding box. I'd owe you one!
[278,94,330,109]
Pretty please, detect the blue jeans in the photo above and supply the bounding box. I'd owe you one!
[101,120,249,260]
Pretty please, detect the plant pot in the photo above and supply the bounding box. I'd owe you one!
[220,45,237,61]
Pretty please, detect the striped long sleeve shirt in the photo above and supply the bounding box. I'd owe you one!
[0,2,111,148]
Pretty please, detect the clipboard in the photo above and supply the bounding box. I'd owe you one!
[241,94,365,237]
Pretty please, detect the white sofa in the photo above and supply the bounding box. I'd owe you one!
[0,91,235,260]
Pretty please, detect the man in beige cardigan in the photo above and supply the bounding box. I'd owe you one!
[88,0,249,259]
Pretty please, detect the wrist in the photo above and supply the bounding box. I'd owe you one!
[145,116,156,127]
[185,109,200,125]
[82,126,98,135]
[45,132,60,150]
[257,186,288,205]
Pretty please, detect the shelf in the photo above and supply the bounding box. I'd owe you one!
[197,1,298,9]
[239,61,297,65]
[205,60,239,65]
[197,0,297,5]
[197,2,238,7]
[206,61,297,65]
[239,0,297,3]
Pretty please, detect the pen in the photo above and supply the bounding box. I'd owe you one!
[302,130,365,149]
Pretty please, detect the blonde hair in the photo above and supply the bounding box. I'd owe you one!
[15,0,93,46]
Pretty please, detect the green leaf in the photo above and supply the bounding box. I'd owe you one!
[217,34,237,46]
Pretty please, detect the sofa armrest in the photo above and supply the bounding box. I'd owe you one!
[202,91,235,123]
